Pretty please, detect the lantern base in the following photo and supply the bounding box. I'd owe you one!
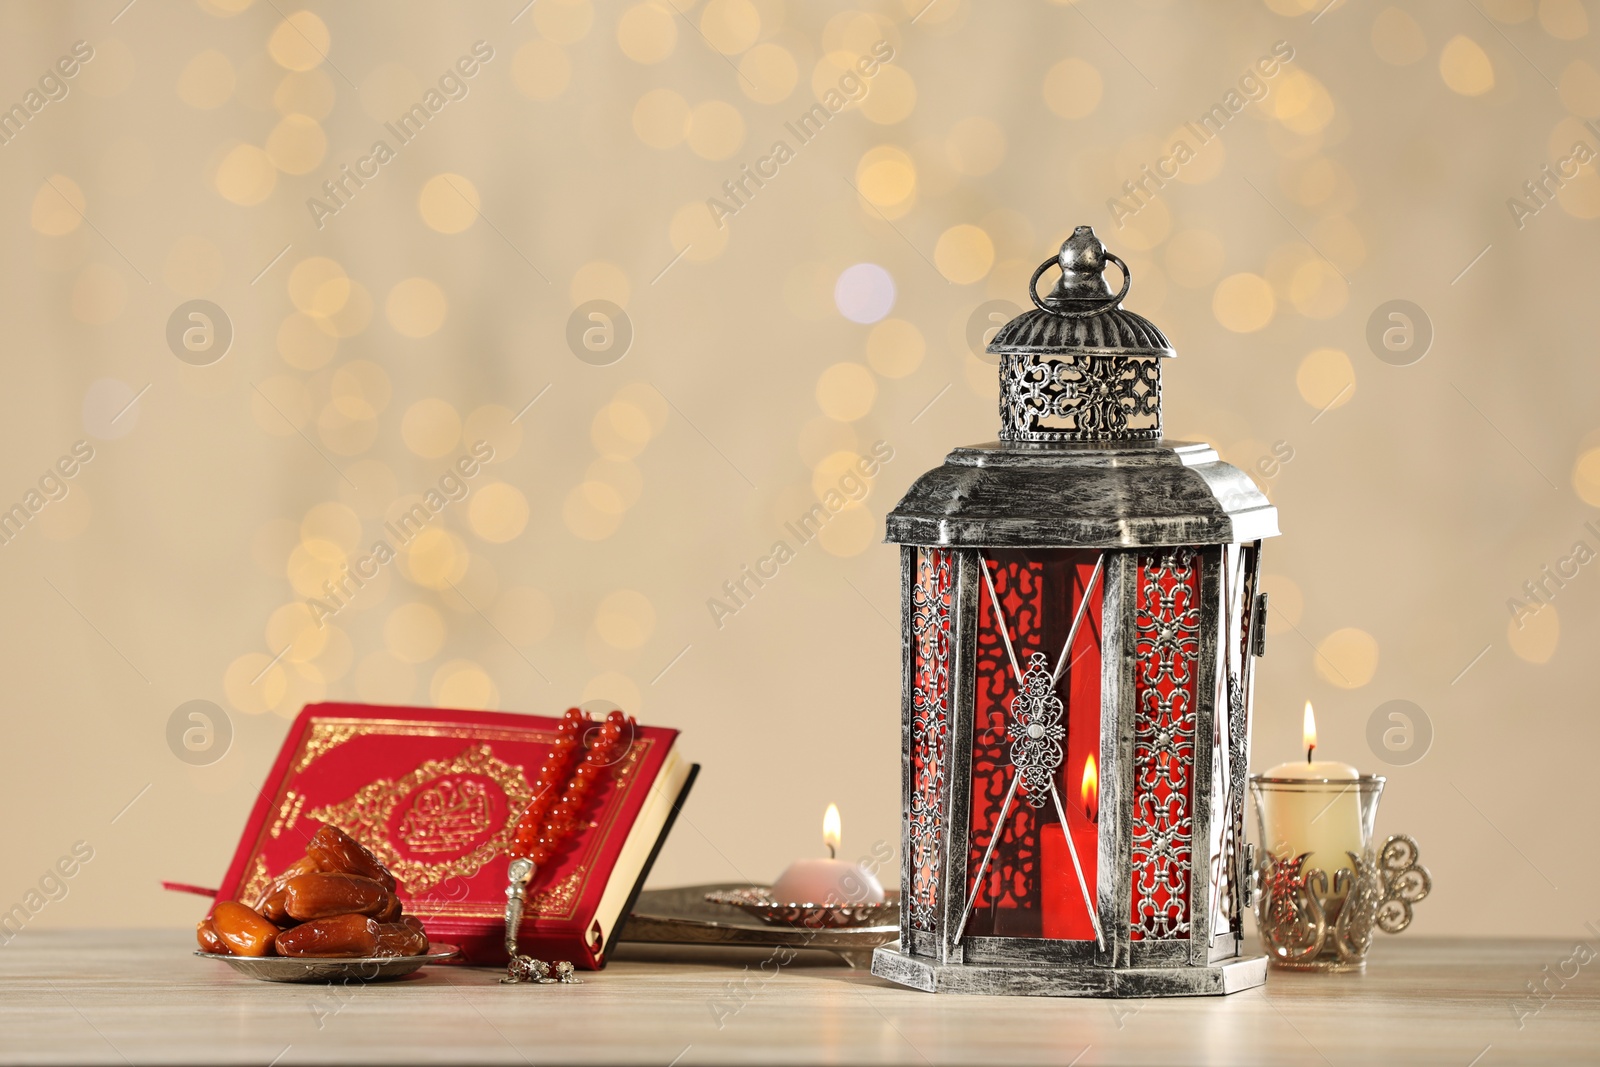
[871,942,1267,998]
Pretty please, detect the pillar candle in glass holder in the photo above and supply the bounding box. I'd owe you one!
[1258,703,1363,878]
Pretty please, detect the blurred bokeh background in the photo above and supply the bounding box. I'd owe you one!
[1,0,1596,940]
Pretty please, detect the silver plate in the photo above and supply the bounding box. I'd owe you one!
[703,886,900,930]
[620,884,898,968]
[195,944,459,983]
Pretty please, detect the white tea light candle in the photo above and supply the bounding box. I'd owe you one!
[771,804,885,906]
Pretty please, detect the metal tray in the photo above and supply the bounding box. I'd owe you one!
[619,884,898,968]
[196,944,459,983]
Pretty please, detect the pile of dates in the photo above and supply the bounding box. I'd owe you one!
[197,824,429,959]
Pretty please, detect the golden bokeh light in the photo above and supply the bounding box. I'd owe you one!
[934,224,996,284]
[700,0,760,54]
[570,261,632,307]
[225,653,286,716]
[687,100,746,161]
[818,503,876,557]
[31,176,84,235]
[1539,0,1589,39]
[1315,627,1380,689]
[177,49,235,108]
[1440,35,1495,96]
[274,69,335,118]
[329,360,392,420]
[816,363,878,422]
[1372,7,1428,66]
[617,2,678,64]
[265,113,326,175]
[512,39,571,100]
[385,602,446,664]
[1212,273,1276,333]
[1296,348,1356,412]
[403,528,469,590]
[418,173,479,233]
[1508,603,1560,664]
[1571,447,1600,505]
[386,277,449,338]
[859,65,916,125]
[669,200,729,263]
[595,589,656,649]
[865,318,924,378]
[300,501,362,553]
[739,43,797,104]
[634,88,690,149]
[288,256,346,315]
[535,0,594,44]
[1042,57,1102,119]
[214,143,277,205]
[1270,69,1336,134]
[468,482,530,543]
[563,481,626,540]
[268,10,331,72]
[855,145,917,219]
[1289,259,1349,319]
[401,398,462,458]
[266,602,328,663]
[432,660,499,710]
[463,405,522,461]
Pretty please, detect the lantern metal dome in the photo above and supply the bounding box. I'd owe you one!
[873,225,1279,998]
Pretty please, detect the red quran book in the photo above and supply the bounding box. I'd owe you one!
[214,702,697,969]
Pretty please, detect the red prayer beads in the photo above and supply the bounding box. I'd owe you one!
[509,708,633,869]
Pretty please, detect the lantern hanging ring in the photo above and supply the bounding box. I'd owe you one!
[1028,249,1131,318]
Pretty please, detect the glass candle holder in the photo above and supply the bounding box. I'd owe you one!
[1248,775,1431,972]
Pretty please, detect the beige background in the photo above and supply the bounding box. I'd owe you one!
[0,0,1596,942]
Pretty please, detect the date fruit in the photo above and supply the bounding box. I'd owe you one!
[374,917,429,958]
[211,901,280,957]
[195,917,227,955]
[274,913,378,958]
[307,825,396,890]
[283,872,388,921]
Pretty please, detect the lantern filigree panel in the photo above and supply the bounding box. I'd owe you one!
[999,352,1161,442]
[963,550,1104,941]
[1130,549,1201,941]
[908,547,953,933]
[1206,542,1260,952]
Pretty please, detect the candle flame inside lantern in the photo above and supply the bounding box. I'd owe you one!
[1081,755,1099,824]
[1303,701,1317,760]
[823,803,841,859]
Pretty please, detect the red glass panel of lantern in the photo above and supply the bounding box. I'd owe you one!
[1130,549,1202,941]
[963,550,1103,941]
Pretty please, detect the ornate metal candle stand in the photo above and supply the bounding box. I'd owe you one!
[1250,774,1432,971]
[872,227,1279,998]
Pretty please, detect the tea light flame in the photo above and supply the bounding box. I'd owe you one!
[1303,701,1317,762]
[1081,754,1099,824]
[823,803,841,859]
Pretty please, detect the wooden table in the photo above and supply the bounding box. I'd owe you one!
[1,931,1595,1065]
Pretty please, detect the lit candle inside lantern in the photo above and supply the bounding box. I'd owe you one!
[1258,703,1364,882]
[770,804,885,906]
[1081,754,1098,825]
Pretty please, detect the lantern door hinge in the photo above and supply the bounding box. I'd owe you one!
[1251,593,1268,657]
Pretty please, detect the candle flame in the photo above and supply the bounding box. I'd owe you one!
[823,803,841,858]
[1303,701,1317,759]
[1081,755,1099,824]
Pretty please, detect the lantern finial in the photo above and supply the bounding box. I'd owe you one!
[988,225,1173,443]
